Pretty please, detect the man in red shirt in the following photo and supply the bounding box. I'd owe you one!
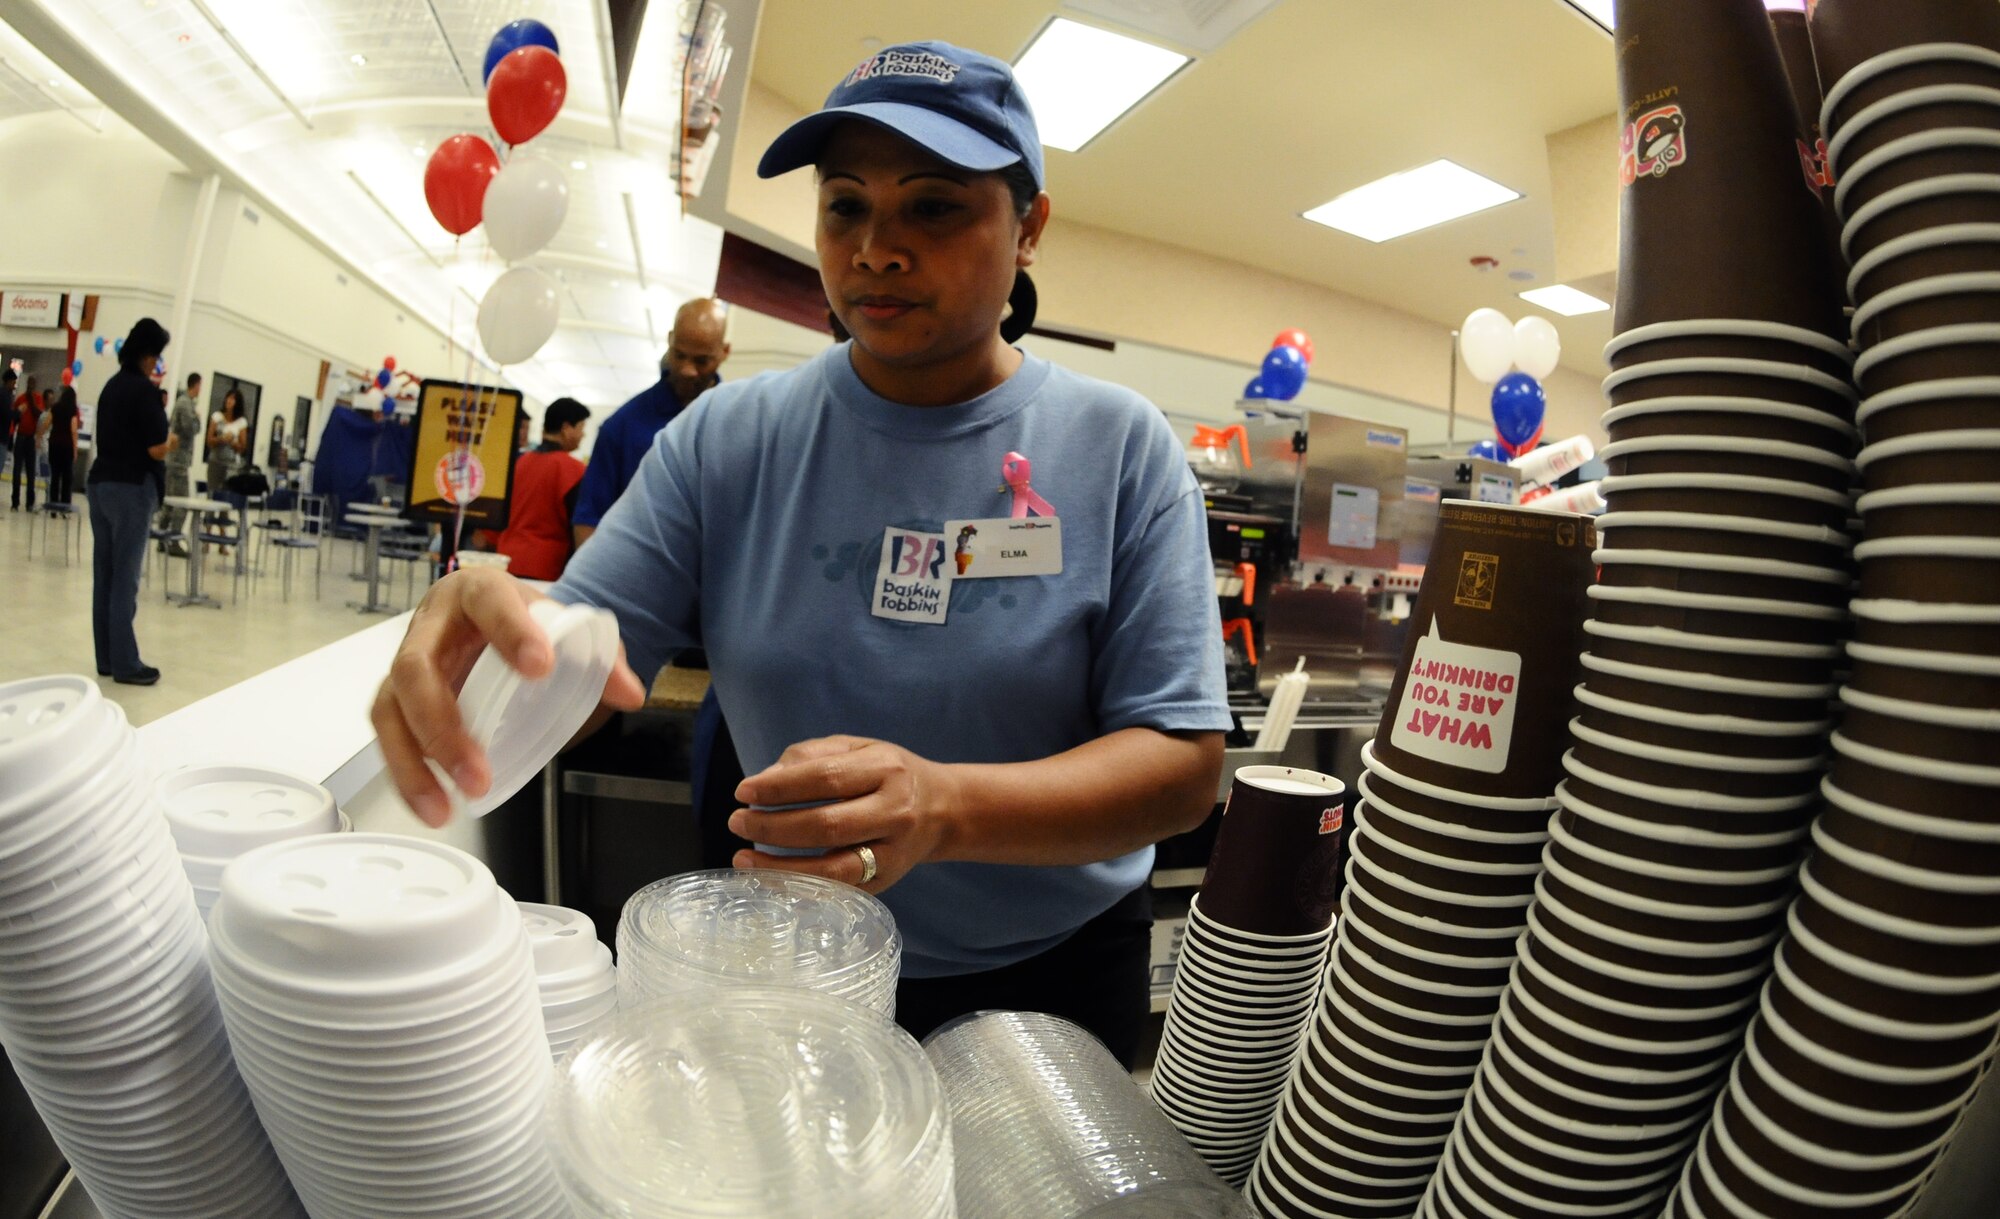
[496,398,591,581]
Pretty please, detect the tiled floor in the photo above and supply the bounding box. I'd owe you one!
[0,490,402,726]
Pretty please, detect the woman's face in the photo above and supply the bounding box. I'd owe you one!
[225,392,240,417]
[816,122,1045,371]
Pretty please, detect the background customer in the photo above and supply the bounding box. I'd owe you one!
[88,319,175,686]
[44,385,78,505]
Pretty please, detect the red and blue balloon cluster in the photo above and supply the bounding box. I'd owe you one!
[1244,329,1315,401]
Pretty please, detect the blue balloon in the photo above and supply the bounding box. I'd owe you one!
[113,338,124,354]
[483,19,560,84]
[1490,372,1547,450]
[1468,439,1506,462]
[70,359,82,375]
[93,336,106,355]
[377,369,393,389]
[1243,376,1274,400]
[1260,345,1309,401]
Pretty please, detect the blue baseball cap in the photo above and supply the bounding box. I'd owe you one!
[757,41,1044,191]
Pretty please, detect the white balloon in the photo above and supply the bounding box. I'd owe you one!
[1459,308,1517,383]
[1514,314,1563,380]
[482,154,569,262]
[477,266,560,365]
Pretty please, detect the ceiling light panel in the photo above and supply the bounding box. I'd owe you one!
[1013,18,1189,153]
[73,0,288,131]
[1518,284,1611,315]
[1302,159,1521,243]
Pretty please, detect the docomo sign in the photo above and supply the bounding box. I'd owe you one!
[1,289,63,328]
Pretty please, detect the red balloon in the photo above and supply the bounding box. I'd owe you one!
[383,355,397,372]
[60,368,74,386]
[1272,329,1315,364]
[487,45,566,146]
[424,135,500,236]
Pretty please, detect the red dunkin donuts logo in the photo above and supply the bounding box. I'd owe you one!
[1797,136,1833,196]
[1318,808,1343,836]
[1621,104,1688,184]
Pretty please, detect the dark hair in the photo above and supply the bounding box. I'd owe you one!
[2,368,14,382]
[55,385,77,414]
[222,388,242,415]
[544,398,591,432]
[187,372,202,389]
[996,162,1038,220]
[120,318,169,373]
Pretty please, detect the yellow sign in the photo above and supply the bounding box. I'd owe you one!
[407,379,524,528]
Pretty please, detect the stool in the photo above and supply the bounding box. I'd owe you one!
[144,527,186,593]
[32,504,80,565]
[272,536,323,602]
[195,530,240,603]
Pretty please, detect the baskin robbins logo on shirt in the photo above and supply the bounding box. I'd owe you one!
[844,49,960,88]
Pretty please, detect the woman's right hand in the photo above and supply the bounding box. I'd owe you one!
[369,570,646,827]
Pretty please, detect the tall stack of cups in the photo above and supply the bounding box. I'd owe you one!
[1149,766,1345,1185]
[1247,502,1597,1219]
[208,834,568,1218]
[1647,5,2000,1215]
[1419,7,1861,1216]
[0,677,304,1219]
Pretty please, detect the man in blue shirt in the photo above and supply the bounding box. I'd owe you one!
[570,297,730,548]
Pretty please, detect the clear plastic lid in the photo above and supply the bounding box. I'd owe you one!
[450,599,618,819]
[616,870,900,994]
[550,987,949,1218]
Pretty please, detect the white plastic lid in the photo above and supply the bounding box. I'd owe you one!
[158,765,341,860]
[0,677,116,809]
[518,902,607,980]
[211,833,509,985]
[450,599,619,819]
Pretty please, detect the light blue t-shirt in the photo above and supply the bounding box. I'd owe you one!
[551,343,1229,976]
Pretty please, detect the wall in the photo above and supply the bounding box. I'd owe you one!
[722,83,1607,448]
[0,111,465,480]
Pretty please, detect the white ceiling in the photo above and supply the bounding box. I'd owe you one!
[2,0,722,408]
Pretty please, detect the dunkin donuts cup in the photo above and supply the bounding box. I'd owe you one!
[1837,128,2000,224]
[1604,320,1854,378]
[1602,357,1859,418]
[1856,535,2000,603]
[1614,0,1846,338]
[1849,223,2000,304]
[1197,766,1346,938]
[1370,501,1596,800]
[1854,378,2000,447]
[1853,324,2000,396]
[1848,186,2000,275]
[1859,426,2000,489]
[1602,395,1860,454]
[1599,470,1856,530]
[1770,7,1844,259]
[1574,680,1831,765]
[1828,83,2000,196]
[1854,484,2000,540]
[1813,8,2000,136]
[1845,638,2000,714]
[1600,434,1858,493]
[1595,509,1853,571]
[1582,617,1843,686]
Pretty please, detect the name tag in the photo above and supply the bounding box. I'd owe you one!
[872,527,952,625]
[944,517,1063,579]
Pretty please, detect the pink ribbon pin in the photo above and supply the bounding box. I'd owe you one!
[1003,451,1056,519]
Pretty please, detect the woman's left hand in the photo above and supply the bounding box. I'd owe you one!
[729,736,961,893]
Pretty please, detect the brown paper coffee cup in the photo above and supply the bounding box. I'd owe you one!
[1198,766,1347,938]
[1576,685,1831,764]
[1615,0,1846,338]
[1813,3,2000,132]
[1601,471,1856,529]
[1850,223,2000,304]
[1838,130,2000,223]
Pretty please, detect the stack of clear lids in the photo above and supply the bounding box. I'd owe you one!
[158,765,350,922]
[925,1012,1254,1219]
[616,869,901,1014]
[549,986,953,1218]
[0,676,303,1218]
[518,902,618,1059]
[207,833,567,1218]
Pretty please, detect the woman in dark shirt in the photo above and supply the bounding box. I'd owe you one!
[45,386,79,505]
[86,318,176,685]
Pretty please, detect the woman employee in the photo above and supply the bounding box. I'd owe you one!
[372,42,1228,1062]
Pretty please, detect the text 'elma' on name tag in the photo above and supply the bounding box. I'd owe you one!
[943,517,1063,579]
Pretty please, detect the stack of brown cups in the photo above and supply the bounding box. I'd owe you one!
[1418,6,1862,1216]
[1247,502,1596,1219]
[1150,766,1345,1187]
[1642,10,2000,1215]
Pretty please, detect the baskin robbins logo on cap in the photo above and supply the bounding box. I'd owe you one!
[844,49,960,88]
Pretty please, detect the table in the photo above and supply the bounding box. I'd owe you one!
[162,495,228,609]
[344,508,405,614]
